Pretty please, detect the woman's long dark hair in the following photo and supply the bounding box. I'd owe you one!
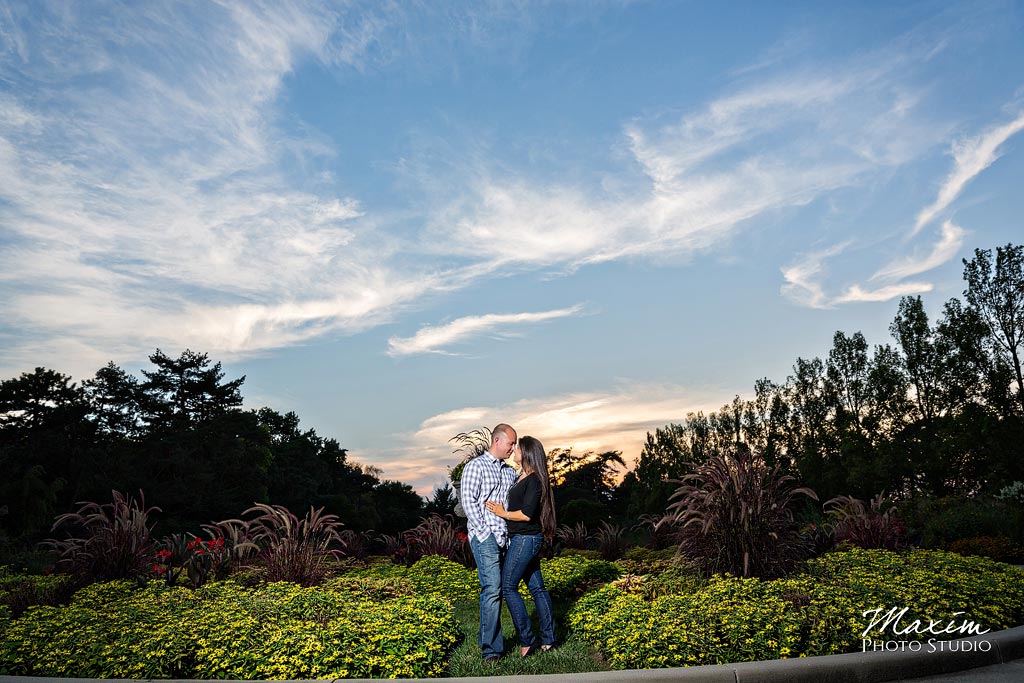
[518,436,556,538]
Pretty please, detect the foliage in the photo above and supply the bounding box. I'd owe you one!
[530,553,621,600]
[398,514,471,567]
[555,522,589,550]
[632,513,680,550]
[615,547,678,576]
[946,535,1024,564]
[590,521,629,560]
[963,244,1024,414]
[825,492,907,550]
[241,504,346,586]
[347,555,479,602]
[0,577,460,678]
[448,427,491,483]
[997,481,1024,505]
[901,495,1024,547]
[42,490,158,582]
[0,570,79,618]
[337,530,372,560]
[664,447,817,578]
[569,548,1024,669]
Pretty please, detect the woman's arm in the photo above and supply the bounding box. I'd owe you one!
[485,501,530,521]
[485,476,541,522]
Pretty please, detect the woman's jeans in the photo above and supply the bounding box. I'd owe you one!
[501,533,555,647]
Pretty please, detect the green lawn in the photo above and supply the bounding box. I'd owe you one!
[445,597,611,677]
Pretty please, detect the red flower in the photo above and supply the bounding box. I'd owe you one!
[43,568,53,576]
[152,565,162,574]
[456,532,468,543]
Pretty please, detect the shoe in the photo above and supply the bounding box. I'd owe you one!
[540,643,558,652]
[520,643,538,657]
[483,655,501,665]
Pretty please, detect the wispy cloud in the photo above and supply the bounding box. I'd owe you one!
[419,29,957,281]
[387,305,585,357]
[830,219,966,304]
[780,242,851,309]
[375,382,734,494]
[871,220,966,282]
[783,98,1018,310]
[0,1,410,375]
[913,112,1024,235]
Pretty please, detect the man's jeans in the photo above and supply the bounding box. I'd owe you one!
[501,533,555,647]
[470,534,504,658]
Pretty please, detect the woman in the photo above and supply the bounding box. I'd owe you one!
[485,435,557,656]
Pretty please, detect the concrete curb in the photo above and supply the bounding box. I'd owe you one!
[2,625,1023,683]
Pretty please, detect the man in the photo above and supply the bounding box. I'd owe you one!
[461,423,518,663]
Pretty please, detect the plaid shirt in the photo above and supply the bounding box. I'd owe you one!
[461,451,516,547]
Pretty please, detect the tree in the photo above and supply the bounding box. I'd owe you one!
[827,331,870,431]
[963,244,1024,413]
[0,368,95,538]
[83,362,143,437]
[424,483,457,517]
[627,423,690,517]
[140,349,245,427]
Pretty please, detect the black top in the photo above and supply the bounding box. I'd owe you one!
[507,472,543,536]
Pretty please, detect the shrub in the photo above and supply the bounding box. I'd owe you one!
[0,572,79,618]
[347,555,479,603]
[591,522,629,561]
[532,553,621,600]
[902,495,1024,547]
[202,517,260,566]
[633,513,680,550]
[555,522,589,550]
[616,546,678,575]
[825,492,906,550]
[663,448,817,578]
[0,578,461,678]
[632,564,706,600]
[338,530,372,560]
[997,481,1024,506]
[242,504,346,586]
[401,514,471,567]
[947,535,1024,564]
[42,490,158,582]
[568,548,1024,669]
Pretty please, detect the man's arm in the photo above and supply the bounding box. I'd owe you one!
[460,458,490,532]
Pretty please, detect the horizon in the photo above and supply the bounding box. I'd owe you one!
[2,1,1023,495]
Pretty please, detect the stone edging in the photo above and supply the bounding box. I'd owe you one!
[1,625,1022,683]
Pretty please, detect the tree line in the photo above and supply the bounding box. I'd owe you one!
[619,243,1024,519]
[0,350,423,545]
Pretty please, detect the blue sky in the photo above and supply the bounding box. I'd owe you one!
[2,1,1023,494]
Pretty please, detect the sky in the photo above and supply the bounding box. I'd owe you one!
[2,1,1023,496]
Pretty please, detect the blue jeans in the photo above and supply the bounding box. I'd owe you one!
[469,534,504,658]
[502,533,555,647]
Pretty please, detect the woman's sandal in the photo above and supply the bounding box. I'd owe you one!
[520,643,538,657]
[540,643,558,652]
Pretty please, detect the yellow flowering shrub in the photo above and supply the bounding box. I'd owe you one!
[518,554,622,600]
[0,576,460,678]
[569,549,1024,669]
[346,554,478,601]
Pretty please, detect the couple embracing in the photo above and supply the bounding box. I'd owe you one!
[460,423,558,663]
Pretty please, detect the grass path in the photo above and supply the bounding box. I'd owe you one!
[444,597,612,677]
